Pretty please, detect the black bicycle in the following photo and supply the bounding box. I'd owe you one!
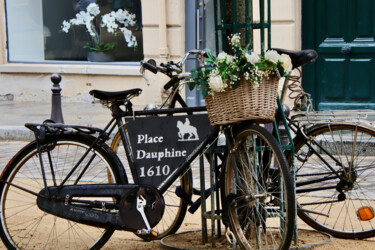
[289,112,375,239]
[0,50,296,249]
[274,47,375,239]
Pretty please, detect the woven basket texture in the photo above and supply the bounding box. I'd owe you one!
[205,74,278,125]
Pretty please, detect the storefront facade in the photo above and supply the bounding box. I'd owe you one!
[0,0,300,106]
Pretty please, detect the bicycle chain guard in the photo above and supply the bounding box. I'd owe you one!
[37,184,164,232]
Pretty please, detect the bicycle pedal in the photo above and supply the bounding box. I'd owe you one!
[137,229,158,238]
[151,230,158,237]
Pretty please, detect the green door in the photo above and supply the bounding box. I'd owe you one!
[302,0,375,110]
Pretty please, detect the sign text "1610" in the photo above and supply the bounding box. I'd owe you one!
[139,165,170,178]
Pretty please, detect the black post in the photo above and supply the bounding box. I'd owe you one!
[50,74,64,124]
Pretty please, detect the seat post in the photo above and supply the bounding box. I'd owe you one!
[280,77,290,105]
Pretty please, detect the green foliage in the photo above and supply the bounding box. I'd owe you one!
[84,42,118,52]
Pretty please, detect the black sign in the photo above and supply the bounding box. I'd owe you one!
[125,114,212,186]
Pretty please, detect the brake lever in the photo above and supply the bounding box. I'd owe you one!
[140,62,151,86]
[170,64,182,73]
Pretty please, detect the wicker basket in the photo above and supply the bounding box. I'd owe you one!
[205,74,278,125]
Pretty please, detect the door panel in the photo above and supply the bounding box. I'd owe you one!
[302,0,375,110]
[317,58,345,99]
[348,59,372,99]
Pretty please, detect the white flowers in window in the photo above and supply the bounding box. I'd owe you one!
[87,3,100,16]
[61,3,137,52]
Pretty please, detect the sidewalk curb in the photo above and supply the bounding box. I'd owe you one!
[0,126,33,141]
[0,126,117,142]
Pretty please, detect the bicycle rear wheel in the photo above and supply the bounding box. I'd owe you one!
[292,123,375,239]
[111,130,193,240]
[224,125,295,249]
[0,133,126,249]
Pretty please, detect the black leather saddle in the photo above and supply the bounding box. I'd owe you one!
[273,48,318,69]
[89,88,142,101]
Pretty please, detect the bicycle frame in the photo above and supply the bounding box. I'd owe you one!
[28,105,219,199]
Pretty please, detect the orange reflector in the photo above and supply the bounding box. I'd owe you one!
[357,207,374,221]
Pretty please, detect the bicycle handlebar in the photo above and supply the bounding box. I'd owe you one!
[141,50,206,89]
[141,50,207,75]
[177,49,207,68]
[142,61,158,74]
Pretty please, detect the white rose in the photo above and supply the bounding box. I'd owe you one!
[217,52,228,61]
[208,75,226,93]
[265,50,280,64]
[245,52,260,65]
[280,54,293,74]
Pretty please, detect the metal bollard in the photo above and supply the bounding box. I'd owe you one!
[50,74,64,124]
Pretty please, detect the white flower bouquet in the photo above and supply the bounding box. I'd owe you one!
[61,3,137,52]
[189,34,292,98]
[189,34,293,125]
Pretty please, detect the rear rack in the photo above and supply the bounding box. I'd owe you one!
[291,110,375,127]
[25,122,104,135]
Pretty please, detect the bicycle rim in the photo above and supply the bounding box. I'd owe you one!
[111,131,192,240]
[224,125,295,249]
[293,124,375,238]
[0,134,124,249]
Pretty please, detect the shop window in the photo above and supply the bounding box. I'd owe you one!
[5,0,143,63]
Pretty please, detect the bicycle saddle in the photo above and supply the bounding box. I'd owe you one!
[272,48,318,69]
[89,88,142,101]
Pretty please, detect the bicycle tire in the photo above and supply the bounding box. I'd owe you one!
[224,125,295,249]
[0,133,127,250]
[291,123,375,239]
[111,130,193,240]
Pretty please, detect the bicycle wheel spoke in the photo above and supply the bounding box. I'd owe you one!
[0,135,123,249]
[293,124,375,238]
[225,125,295,249]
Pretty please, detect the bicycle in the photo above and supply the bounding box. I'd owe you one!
[274,48,375,239]
[0,50,296,249]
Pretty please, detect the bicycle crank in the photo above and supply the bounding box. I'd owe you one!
[120,186,164,235]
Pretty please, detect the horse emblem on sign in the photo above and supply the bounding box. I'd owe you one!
[177,118,199,141]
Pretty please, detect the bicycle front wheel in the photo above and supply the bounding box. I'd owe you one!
[0,133,126,249]
[111,130,193,240]
[292,123,375,239]
[224,125,295,250]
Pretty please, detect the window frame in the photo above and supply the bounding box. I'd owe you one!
[0,0,143,75]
